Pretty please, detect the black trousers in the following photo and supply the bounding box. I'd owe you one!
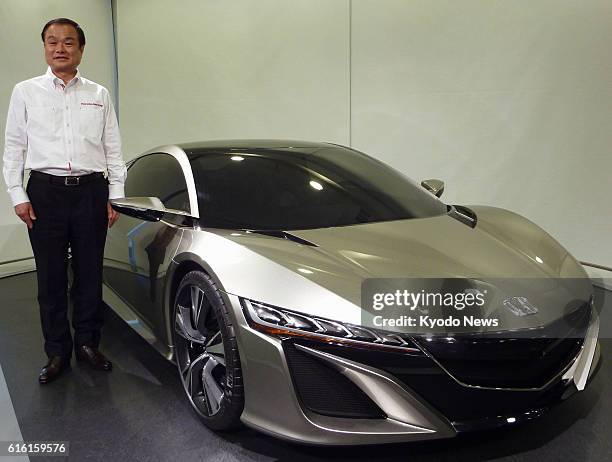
[26,172,109,360]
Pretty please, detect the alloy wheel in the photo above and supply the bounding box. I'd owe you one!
[174,284,226,417]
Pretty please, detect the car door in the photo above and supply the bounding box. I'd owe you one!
[103,152,192,339]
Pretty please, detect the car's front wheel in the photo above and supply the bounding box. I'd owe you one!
[172,270,244,430]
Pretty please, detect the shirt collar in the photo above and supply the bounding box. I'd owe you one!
[45,66,82,89]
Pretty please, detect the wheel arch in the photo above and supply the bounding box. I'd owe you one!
[165,252,230,351]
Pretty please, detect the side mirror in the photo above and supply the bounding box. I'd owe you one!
[110,197,167,222]
[421,179,445,198]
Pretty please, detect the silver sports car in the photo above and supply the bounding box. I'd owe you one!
[104,140,600,445]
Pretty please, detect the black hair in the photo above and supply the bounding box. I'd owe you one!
[41,18,85,48]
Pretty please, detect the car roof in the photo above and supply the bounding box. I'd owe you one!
[178,139,338,156]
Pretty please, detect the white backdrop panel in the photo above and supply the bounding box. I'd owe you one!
[0,0,116,263]
[116,0,350,158]
[351,0,612,268]
[3,1,609,270]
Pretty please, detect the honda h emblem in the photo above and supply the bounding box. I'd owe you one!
[503,297,539,317]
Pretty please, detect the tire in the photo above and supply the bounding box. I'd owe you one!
[171,270,244,430]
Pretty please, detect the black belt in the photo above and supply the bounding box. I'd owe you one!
[30,170,105,186]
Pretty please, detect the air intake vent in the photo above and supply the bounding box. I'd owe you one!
[450,205,477,228]
[282,341,386,419]
[249,230,317,246]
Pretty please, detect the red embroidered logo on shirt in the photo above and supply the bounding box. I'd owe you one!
[81,102,103,107]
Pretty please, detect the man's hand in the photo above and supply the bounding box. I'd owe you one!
[107,201,119,228]
[15,202,36,229]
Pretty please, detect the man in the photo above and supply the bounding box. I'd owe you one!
[2,18,127,384]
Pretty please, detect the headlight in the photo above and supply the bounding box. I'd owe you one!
[242,299,422,354]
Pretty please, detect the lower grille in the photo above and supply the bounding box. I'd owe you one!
[282,341,386,419]
[414,305,590,389]
[290,338,582,423]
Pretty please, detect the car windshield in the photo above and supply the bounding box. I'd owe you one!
[188,145,447,230]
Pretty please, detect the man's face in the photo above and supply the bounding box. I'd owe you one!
[43,24,83,74]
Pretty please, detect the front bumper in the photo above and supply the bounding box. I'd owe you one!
[227,290,601,445]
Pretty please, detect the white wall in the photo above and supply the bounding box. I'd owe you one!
[115,0,350,158]
[351,0,612,268]
[0,0,116,263]
[2,0,611,270]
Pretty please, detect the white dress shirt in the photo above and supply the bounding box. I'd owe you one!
[3,67,127,206]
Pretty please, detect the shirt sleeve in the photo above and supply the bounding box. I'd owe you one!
[102,90,127,199]
[2,84,30,206]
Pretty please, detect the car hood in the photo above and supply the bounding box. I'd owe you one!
[289,207,582,280]
[181,205,591,329]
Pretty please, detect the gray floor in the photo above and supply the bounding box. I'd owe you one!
[0,272,609,462]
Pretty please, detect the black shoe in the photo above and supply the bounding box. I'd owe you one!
[76,346,113,371]
[39,356,70,384]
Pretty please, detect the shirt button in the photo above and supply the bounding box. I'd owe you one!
[68,140,72,144]
[65,106,68,110]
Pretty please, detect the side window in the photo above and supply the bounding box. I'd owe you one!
[125,153,190,214]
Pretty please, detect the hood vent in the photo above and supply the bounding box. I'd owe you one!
[249,230,318,247]
[449,205,477,228]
